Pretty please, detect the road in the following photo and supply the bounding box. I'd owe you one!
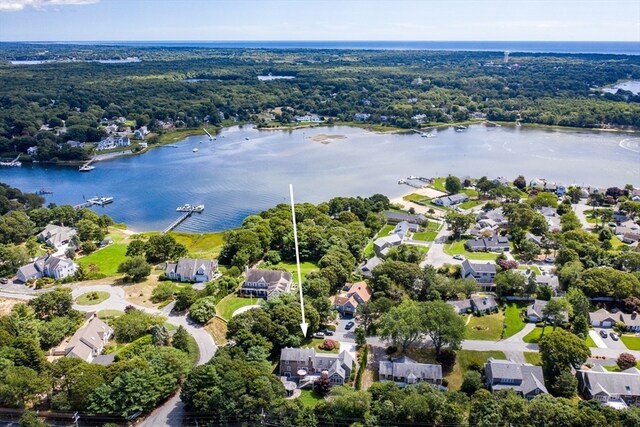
[573,200,596,230]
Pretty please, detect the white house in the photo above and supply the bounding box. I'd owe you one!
[96,136,131,151]
[37,224,76,249]
[17,255,77,282]
[165,258,218,282]
[65,314,113,363]
[239,268,292,299]
[589,308,618,328]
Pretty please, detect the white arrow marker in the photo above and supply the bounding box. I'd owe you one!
[290,184,308,337]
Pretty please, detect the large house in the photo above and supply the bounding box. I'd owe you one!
[379,355,443,386]
[96,136,131,151]
[475,208,508,231]
[383,211,426,225]
[526,299,569,323]
[165,258,218,282]
[360,256,382,278]
[239,268,293,299]
[334,281,372,316]
[392,221,419,239]
[448,295,498,314]
[432,193,469,207]
[461,260,496,290]
[465,235,510,252]
[589,308,640,332]
[294,114,322,123]
[373,233,402,257]
[64,314,113,363]
[485,358,548,400]
[17,254,77,282]
[279,348,354,386]
[538,206,561,231]
[37,224,76,249]
[577,366,640,408]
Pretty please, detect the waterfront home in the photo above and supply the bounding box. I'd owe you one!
[383,211,427,225]
[27,146,38,156]
[392,220,419,239]
[526,299,568,323]
[354,113,371,121]
[577,366,640,408]
[476,207,508,230]
[96,136,130,151]
[379,356,443,386]
[279,348,354,386]
[360,256,382,278]
[240,268,292,299]
[485,358,547,400]
[165,258,218,283]
[294,114,322,123]
[373,233,402,257]
[65,140,85,149]
[17,254,77,282]
[465,235,510,252]
[134,126,149,139]
[334,281,372,316]
[461,260,496,288]
[37,223,76,249]
[64,314,113,363]
[432,193,469,207]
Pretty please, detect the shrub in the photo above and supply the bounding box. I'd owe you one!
[81,241,97,254]
[386,345,397,355]
[151,281,177,303]
[461,370,483,396]
[436,348,457,371]
[617,352,637,370]
[321,339,336,351]
[189,296,218,324]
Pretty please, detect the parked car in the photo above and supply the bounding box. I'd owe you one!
[453,254,464,260]
[345,321,355,330]
[312,332,325,339]
[322,329,334,336]
[544,257,555,263]
[610,332,619,341]
[600,330,608,338]
[0,278,8,284]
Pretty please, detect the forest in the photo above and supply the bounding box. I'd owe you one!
[0,43,639,160]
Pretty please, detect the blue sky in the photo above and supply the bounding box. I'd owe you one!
[0,0,638,41]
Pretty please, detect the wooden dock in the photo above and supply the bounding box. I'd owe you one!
[163,211,192,234]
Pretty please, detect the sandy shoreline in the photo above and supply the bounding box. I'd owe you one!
[307,134,347,144]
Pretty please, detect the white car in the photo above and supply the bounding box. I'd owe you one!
[453,254,465,260]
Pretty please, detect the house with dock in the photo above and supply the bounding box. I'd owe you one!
[96,136,130,151]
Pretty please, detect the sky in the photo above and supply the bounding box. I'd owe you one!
[0,0,638,42]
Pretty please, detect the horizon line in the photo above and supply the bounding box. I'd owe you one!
[0,39,637,43]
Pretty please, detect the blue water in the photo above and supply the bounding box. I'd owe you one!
[22,41,640,55]
[1,125,639,233]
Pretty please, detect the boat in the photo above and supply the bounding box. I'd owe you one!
[245,137,249,140]
[193,148,199,152]
[421,132,436,138]
[177,204,192,212]
[194,204,205,213]
[456,125,468,130]
[36,189,53,195]
[88,196,113,206]
[79,165,95,172]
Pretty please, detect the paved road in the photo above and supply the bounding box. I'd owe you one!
[422,226,461,268]
[573,200,595,230]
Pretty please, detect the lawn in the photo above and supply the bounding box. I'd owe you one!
[77,243,128,277]
[270,261,319,282]
[460,188,479,198]
[378,224,395,236]
[524,352,542,365]
[518,265,541,275]
[298,389,325,408]
[503,303,527,338]
[443,240,499,261]
[459,200,483,210]
[448,350,506,391]
[363,240,374,258]
[204,316,228,345]
[169,231,225,258]
[466,312,504,340]
[620,335,640,350]
[585,335,597,348]
[75,291,110,306]
[97,309,124,320]
[216,295,261,320]
[403,193,429,203]
[413,222,442,242]
[604,361,640,371]
[306,337,340,354]
[431,178,447,192]
[522,326,555,343]
[610,236,625,249]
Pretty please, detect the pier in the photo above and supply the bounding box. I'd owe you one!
[79,156,97,172]
[163,211,192,234]
[398,176,428,189]
[0,155,21,167]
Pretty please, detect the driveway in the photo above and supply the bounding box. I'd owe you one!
[594,328,627,350]
[422,227,460,268]
[588,329,608,349]
[573,200,595,230]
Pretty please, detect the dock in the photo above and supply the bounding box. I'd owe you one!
[398,176,428,189]
[163,211,192,234]
[79,156,97,171]
[203,128,215,140]
[0,155,21,167]
[485,120,502,127]
[73,196,113,210]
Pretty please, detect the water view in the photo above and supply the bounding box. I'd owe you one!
[1,124,638,232]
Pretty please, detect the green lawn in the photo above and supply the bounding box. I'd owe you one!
[518,265,541,275]
[270,261,319,282]
[585,335,597,348]
[610,236,625,249]
[621,335,640,350]
[523,326,555,343]
[466,312,504,340]
[524,352,542,365]
[216,295,261,320]
[77,243,128,276]
[461,188,479,198]
[169,231,225,258]
[378,224,395,236]
[503,303,527,338]
[431,178,447,192]
[97,309,124,320]
[75,291,110,305]
[448,350,506,391]
[604,361,640,371]
[403,193,429,202]
[443,240,499,261]
[298,389,325,408]
[363,240,374,258]
[413,222,442,242]
[459,200,483,210]
[306,337,340,354]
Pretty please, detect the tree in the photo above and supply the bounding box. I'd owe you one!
[28,288,73,320]
[518,240,541,262]
[539,329,590,394]
[378,300,423,353]
[494,270,527,297]
[314,371,332,395]
[111,308,164,343]
[126,239,147,257]
[172,326,191,353]
[149,324,170,346]
[19,410,47,427]
[188,296,218,324]
[355,327,366,348]
[552,370,578,398]
[117,256,151,282]
[572,315,589,340]
[460,370,483,396]
[560,211,582,232]
[445,175,462,194]
[421,300,465,356]
[617,352,637,370]
[513,175,526,190]
[542,298,571,329]
[444,211,474,239]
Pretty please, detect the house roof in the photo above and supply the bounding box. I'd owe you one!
[374,234,402,248]
[347,281,372,304]
[280,347,316,363]
[65,316,112,361]
[534,275,559,289]
[361,256,382,273]
[379,356,443,382]
[171,258,218,279]
[245,268,293,286]
[17,262,39,279]
[447,299,472,311]
[620,312,640,327]
[465,236,509,251]
[485,358,548,396]
[383,211,426,224]
[471,295,498,310]
[578,367,640,397]
[589,308,618,323]
[462,260,497,274]
[527,300,548,318]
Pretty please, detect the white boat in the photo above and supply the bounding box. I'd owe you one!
[79,165,95,172]
[177,204,192,212]
[194,204,205,212]
[193,148,199,152]
[88,196,113,206]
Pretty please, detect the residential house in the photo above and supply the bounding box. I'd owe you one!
[447,298,473,314]
[576,366,640,408]
[279,348,354,386]
[622,232,640,245]
[354,113,371,121]
[432,193,469,207]
[379,356,443,386]
[373,234,403,257]
[360,256,382,278]
[620,312,640,332]
[529,178,545,190]
[65,140,85,149]
[485,358,548,400]
[239,268,293,299]
[334,281,372,316]
[589,308,619,328]
[64,314,113,363]
[525,232,545,247]
[465,235,510,252]
[471,295,498,314]
[476,208,508,230]
[294,114,321,123]
[534,274,561,296]
[165,258,218,282]
[526,299,568,323]
[27,146,38,156]
[17,254,77,282]
[392,221,419,239]
[461,260,496,289]
[493,176,510,186]
[383,211,426,225]
[37,224,76,249]
[556,185,567,197]
[96,136,130,151]
[538,206,561,231]
[133,126,149,139]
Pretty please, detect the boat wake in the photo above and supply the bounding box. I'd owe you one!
[619,138,640,154]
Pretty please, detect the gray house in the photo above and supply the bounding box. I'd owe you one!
[373,234,402,257]
[37,224,76,249]
[526,299,568,323]
[577,366,640,408]
[64,314,113,363]
[461,260,496,290]
[465,235,510,252]
[433,193,469,207]
[384,211,427,224]
[240,268,293,299]
[360,256,383,277]
[279,347,354,386]
[165,258,218,282]
[379,356,443,386]
[485,358,548,400]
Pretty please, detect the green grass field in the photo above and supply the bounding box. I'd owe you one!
[306,337,340,354]
[298,390,325,408]
[465,312,504,340]
[443,240,499,261]
[78,243,128,276]
[432,178,447,192]
[459,200,483,210]
[75,291,110,305]
[448,350,506,390]
[461,188,479,198]
[522,326,555,343]
[269,261,319,282]
[97,309,124,320]
[585,335,597,348]
[403,193,429,202]
[621,335,640,350]
[604,361,640,371]
[503,303,527,338]
[518,265,541,275]
[378,224,395,236]
[216,295,261,320]
[524,352,542,365]
[169,231,225,258]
